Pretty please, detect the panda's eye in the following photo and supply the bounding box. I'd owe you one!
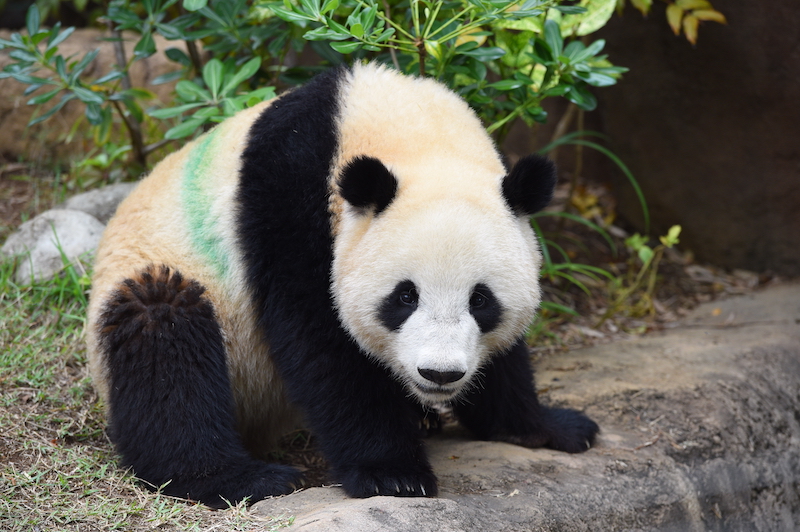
[399,289,418,306]
[469,290,488,309]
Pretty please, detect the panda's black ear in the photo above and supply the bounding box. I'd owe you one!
[502,154,557,215]
[339,156,398,215]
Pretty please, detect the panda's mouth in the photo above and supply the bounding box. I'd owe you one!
[410,381,461,402]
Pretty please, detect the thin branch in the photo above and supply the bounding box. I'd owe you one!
[382,0,401,70]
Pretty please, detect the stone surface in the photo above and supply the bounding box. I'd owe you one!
[595,1,800,275]
[0,208,104,283]
[58,182,137,224]
[252,283,800,530]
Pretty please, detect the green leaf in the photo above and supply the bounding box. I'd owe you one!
[570,38,605,63]
[220,57,261,97]
[0,37,26,50]
[133,32,156,59]
[350,23,364,38]
[659,225,681,247]
[94,71,126,84]
[85,102,103,125]
[459,46,506,61]
[221,97,243,117]
[46,26,74,51]
[321,0,339,14]
[27,88,61,105]
[553,5,587,14]
[176,80,211,102]
[9,49,38,63]
[24,83,44,96]
[565,83,597,110]
[245,86,277,101]
[155,22,183,40]
[28,93,75,125]
[561,0,616,36]
[122,87,156,100]
[303,26,349,41]
[72,86,105,104]
[26,5,41,37]
[149,102,205,119]
[637,245,654,264]
[7,72,51,85]
[31,31,49,46]
[487,79,525,91]
[532,38,553,63]
[330,41,361,54]
[183,0,208,11]
[544,20,563,59]
[373,27,395,43]
[361,4,377,32]
[55,56,68,80]
[123,98,145,123]
[298,0,322,18]
[68,49,99,82]
[573,70,617,87]
[165,47,191,66]
[192,106,221,119]
[165,117,207,139]
[152,70,185,85]
[270,6,317,23]
[203,58,223,100]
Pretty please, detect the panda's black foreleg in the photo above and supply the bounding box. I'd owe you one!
[453,338,599,453]
[99,265,303,508]
[267,334,438,498]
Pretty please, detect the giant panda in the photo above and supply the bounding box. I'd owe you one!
[86,62,599,508]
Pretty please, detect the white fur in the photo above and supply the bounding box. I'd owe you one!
[333,172,542,405]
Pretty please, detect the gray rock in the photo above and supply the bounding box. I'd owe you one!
[58,182,137,223]
[252,283,800,531]
[1,209,105,283]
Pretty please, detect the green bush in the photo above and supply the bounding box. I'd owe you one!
[1,0,628,162]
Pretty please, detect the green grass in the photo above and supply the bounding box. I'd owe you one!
[0,257,293,531]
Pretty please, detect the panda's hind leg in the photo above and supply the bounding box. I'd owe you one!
[98,265,302,508]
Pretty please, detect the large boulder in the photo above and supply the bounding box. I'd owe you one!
[58,182,138,224]
[1,208,104,283]
[595,1,800,275]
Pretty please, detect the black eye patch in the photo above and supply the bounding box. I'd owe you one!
[379,280,418,331]
[469,283,503,333]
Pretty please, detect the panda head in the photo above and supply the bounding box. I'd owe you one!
[332,152,556,405]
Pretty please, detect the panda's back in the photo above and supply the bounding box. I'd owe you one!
[87,100,298,452]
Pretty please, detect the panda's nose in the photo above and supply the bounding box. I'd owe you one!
[418,368,465,385]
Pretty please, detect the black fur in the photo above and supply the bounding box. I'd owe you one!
[379,280,419,331]
[236,67,437,498]
[469,283,503,334]
[339,156,398,215]
[502,154,558,215]
[99,265,302,508]
[454,338,599,453]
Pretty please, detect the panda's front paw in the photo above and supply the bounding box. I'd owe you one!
[500,407,599,454]
[336,464,438,498]
[545,407,599,453]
